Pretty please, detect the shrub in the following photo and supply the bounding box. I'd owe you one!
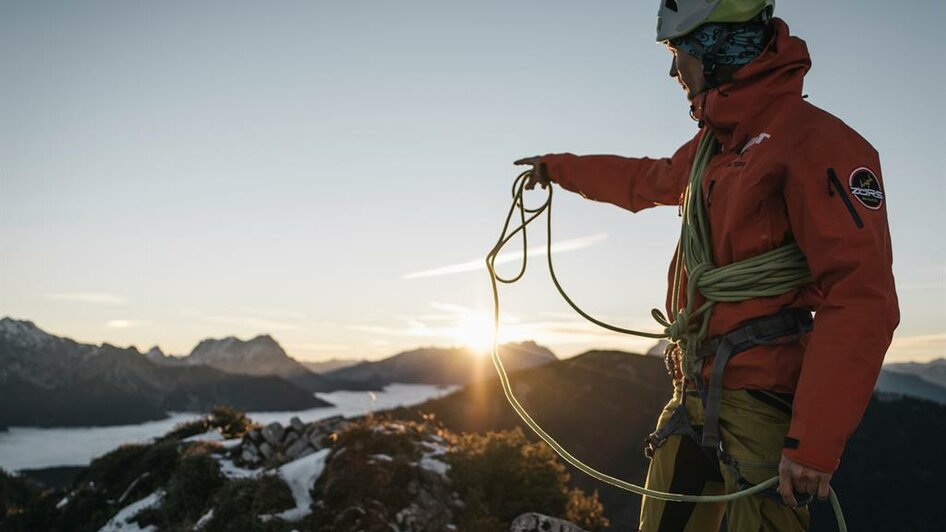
[138,448,224,529]
[202,475,295,532]
[565,487,608,531]
[165,406,258,442]
[445,427,608,532]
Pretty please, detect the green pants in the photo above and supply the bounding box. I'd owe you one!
[639,383,809,532]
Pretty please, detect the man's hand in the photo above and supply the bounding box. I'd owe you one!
[778,454,832,506]
[513,156,550,190]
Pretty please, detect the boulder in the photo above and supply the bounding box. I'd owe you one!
[262,422,284,446]
[290,416,305,432]
[284,430,300,448]
[240,445,260,464]
[286,438,311,459]
[258,442,275,460]
[509,513,587,532]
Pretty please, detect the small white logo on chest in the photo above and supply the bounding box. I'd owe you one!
[740,133,771,155]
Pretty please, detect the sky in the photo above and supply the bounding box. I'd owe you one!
[1,0,943,364]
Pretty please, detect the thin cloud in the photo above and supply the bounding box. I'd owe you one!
[402,233,608,280]
[106,319,151,329]
[46,293,127,305]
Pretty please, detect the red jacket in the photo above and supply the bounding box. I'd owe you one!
[539,19,899,473]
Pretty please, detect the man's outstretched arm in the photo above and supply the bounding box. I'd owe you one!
[514,131,702,212]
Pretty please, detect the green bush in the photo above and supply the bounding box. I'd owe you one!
[202,475,295,532]
[137,447,224,529]
[79,440,179,502]
[209,405,257,439]
[445,427,608,532]
[165,406,258,442]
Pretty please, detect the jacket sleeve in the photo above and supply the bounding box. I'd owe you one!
[781,133,900,473]
[540,132,701,212]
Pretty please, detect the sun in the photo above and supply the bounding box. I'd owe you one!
[452,312,499,353]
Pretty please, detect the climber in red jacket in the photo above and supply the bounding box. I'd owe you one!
[515,1,899,530]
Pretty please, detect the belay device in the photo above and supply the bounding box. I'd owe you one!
[485,133,848,530]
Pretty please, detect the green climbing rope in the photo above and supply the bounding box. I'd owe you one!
[658,131,813,381]
[485,131,847,530]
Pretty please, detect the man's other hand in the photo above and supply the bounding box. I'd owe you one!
[513,156,550,190]
[778,454,832,506]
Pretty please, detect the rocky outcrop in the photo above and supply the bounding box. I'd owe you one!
[510,513,588,532]
[236,416,352,467]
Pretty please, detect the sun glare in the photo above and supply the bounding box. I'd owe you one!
[452,313,499,354]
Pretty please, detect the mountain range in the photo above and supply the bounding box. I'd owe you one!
[322,341,557,386]
[0,318,559,428]
[147,334,379,393]
[0,318,331,427]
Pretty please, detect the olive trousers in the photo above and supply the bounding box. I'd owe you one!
[638,382,809,532]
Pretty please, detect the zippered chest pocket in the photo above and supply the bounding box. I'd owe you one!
[827,168,864,229]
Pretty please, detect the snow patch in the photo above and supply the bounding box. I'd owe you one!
[216,457,262,479]
[418,439,450,476]
[98,490,163,532]
[193,509,214,530]
[260,448,331,522]
[419,454,450,476]
[56,495,71,509]
[369,453,393,462]
[218,438,242,449]
[182,429,223,443]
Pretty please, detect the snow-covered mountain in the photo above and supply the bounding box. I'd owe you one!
[180,335,378,393]
[186,335,311,378]
[0,317,329,427]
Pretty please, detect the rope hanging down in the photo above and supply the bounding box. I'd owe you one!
[484,131,846,530]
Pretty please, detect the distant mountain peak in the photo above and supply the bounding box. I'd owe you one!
[0,317,59,349]
[146,346,165,357]
[184,333,309,379]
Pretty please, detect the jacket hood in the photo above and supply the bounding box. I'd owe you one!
[691,18,812,151]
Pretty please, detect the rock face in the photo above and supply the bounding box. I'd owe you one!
[235,416,351,468]
[510,513,588,532]
[182,335,379,393]
[187,335,309,379]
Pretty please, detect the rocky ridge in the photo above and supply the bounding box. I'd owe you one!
[3,408,598,531]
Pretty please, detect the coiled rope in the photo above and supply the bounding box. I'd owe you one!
[485,131,847,530]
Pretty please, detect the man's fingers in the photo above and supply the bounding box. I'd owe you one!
[778,462,797,507]
[817,477,830,501]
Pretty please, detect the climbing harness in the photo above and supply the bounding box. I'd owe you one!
[485,130,848,530]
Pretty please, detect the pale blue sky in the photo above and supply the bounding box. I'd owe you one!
[2,1,943,363]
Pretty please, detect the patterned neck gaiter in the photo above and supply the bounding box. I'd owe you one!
[669,12,769,66]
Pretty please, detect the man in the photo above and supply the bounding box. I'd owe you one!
[515,1,899,530]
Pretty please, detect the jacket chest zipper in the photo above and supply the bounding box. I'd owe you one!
[827,168,864,229]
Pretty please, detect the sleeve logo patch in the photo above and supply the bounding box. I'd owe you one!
[848,167,884,210]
